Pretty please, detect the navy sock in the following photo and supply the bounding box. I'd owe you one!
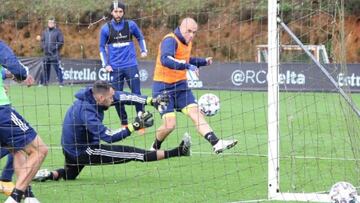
[10,188,24,203]
[152,138,163,150]
[24,186,35,198]
[143,151,158,162]
[164,147,181,158]
[204,132,219,146]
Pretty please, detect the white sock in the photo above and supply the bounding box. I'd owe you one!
[4,196,17,203]
[24,197,41,203]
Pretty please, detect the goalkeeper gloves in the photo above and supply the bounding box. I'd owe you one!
[128,111,154,132]
[148,92,170,107]
[147,92,170,113]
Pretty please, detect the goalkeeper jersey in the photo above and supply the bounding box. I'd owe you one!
[61,87,149,158]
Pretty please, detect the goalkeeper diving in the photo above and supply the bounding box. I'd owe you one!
[33,80,191,181]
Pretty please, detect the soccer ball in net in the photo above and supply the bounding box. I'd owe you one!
[198,93,220,117]
[329,181,358,203]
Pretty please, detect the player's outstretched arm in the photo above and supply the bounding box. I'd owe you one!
[113,91,169,114]
[0,41,28,81]
[113,91,148,106]
[83,107,132,143]
[189,56,213,67]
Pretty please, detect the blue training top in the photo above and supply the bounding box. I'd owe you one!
[0,41,28,105]
[0,41,28,81]
[99,19,147,69]
[61,87,149,158]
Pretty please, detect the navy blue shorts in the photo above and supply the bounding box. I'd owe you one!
[0,105,37,151]
[152,81,196,116]
[110,66,141,94]
[0,148,10,159]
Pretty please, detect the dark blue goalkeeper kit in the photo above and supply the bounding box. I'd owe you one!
[46,87,187,181]
[61,87,148,158]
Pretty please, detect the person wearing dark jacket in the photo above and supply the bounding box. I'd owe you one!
[33,80,191,181]
[40,17,64,86]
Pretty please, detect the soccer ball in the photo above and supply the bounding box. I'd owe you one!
[329,181,358,203]
[198,93,220,117]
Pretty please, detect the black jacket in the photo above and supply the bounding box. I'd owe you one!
[41,27,64,59]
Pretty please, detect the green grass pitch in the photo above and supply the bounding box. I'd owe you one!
[1,85,359,202]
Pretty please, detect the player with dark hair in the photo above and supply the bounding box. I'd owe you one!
[150,18,238,153]
[99,1,148,131]
[33,80,191,182]
[0,40,48,203]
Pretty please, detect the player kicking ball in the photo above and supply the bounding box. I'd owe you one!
[151,17,238,153]
[33,80,191,182]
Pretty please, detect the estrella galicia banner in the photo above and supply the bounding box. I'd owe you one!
[19,57,360,92]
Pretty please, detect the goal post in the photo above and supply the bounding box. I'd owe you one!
[267,0,280,200]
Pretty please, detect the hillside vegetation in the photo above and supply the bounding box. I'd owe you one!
[0,0,359,62]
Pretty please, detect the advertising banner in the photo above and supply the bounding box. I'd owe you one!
[19,57,360,92]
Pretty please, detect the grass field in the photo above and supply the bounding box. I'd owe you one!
[1,85,359,202]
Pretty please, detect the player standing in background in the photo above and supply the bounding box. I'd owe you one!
[151,17,238,153]
[33,81,191,182]
[40,16,64,86]
[0,40,48,203]
[99,1,148,132]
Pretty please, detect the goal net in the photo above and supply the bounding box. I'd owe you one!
[0,0,359,202]
[268,0,360,202]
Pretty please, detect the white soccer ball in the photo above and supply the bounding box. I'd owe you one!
[329,181,358,203]
[198,93,220,117]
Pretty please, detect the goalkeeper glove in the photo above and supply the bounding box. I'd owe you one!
[128,111,154,132]
[147,92,169,113]
[148,92,170,107]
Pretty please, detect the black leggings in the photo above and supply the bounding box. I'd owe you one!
[57,144,158,180]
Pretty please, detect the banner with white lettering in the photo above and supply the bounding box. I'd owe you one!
[19,57,360,92]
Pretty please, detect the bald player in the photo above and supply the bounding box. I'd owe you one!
[150,18,238,154]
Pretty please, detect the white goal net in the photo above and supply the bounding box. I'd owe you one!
[268,0,360,202]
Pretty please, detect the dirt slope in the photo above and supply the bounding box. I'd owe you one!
[0,15,359,63]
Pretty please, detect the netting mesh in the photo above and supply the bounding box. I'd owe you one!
[275,0,360,200]
[0,0,358,202]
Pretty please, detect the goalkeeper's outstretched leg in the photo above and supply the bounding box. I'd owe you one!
[33,133,191,182]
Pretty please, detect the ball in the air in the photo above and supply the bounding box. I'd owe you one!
[36,35,41,41]
[198,93,220,117]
